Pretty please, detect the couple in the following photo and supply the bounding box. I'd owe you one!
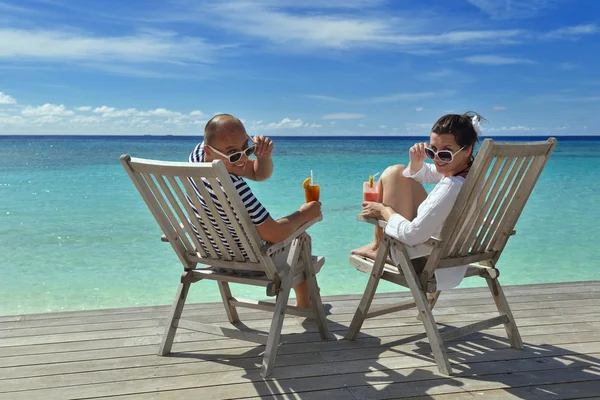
[190,112,482,307]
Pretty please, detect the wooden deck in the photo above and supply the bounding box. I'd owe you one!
[1,281,600,399]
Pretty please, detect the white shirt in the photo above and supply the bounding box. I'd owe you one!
[385,163,464,258]
[385,163,468,289]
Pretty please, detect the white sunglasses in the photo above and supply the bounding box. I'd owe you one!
[206,136,255,164]
[425,146,466,163]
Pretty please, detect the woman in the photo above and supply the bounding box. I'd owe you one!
[351,111,483,271]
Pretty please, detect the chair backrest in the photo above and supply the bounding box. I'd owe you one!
[425,138,557,274]
[120,155,278,279]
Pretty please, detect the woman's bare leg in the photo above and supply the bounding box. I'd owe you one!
[351,164,427,260]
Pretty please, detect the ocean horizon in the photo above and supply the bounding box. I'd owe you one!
[1,135,598,316]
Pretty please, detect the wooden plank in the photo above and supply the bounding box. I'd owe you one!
[4,328,597,385]
[2,317,595,374]
[4,289,600,334]
[125,157,220,177]
[409,380,600,399]
[1,318,596,373]
[1,344,598,399]
[440,315,508,341]
[3,299,600,349]
[2,280,597,322]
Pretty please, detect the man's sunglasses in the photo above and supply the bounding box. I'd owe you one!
[206,137,255,164]
[425,146,465,164]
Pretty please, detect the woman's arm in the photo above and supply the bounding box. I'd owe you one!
[403,163,444,184]
[384,178,463,246]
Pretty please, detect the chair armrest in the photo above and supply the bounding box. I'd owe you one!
[356,215,387,228]
[356,215,443,247]
[261,216,322,256]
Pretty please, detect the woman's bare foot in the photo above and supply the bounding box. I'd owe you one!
[351,242,379,260]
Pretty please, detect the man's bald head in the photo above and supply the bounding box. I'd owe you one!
[204,114,246,146]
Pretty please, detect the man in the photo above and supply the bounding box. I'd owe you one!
[189,114,322,308]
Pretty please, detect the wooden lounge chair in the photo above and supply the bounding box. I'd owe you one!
[345,138,557,375]
[121,156,330,378]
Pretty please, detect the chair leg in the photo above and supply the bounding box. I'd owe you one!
[417,291,441,321]
[261,269,294,379]
[217,281,239,324]
[395,248,452,375]
[158,274,191,356]
[486,278,523,349]
[300,234,329,340]
[345,239,390,341]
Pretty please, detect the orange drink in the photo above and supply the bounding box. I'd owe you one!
[302,176,320,203]
[305,183,320,202]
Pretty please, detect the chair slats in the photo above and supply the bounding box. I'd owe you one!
[142,172,195,255]
[207,177,258,263]
[452,157,505,256]
[456,157,511,256]
[181,176,233,260]
[166,176,214,259]
[476,155,533,254]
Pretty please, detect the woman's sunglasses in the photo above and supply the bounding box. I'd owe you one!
[206,137,255,164]
[425,146,465,163]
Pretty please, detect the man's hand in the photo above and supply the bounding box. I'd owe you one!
[300,201,322,221]
[252,135,274,159]
[243,135,274,181]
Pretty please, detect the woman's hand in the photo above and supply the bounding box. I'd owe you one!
[408,142,428,175]
[409,142,428,164]
[361,201,385,219]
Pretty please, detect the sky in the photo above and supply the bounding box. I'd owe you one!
[0,0,599,136]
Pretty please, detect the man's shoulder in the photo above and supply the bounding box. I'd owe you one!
[189,141,205,163]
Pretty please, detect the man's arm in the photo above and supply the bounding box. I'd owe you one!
[255,202,321,244]
[242,135,274,181]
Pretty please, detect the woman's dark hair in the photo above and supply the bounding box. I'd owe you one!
[431,111,485,149]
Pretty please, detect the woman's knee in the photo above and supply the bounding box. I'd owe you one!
[381,164,407,182]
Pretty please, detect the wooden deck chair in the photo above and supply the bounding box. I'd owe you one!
[120,155,330,378]
[345,138,557,375]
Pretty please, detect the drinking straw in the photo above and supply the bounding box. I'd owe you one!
[310,170,314,185]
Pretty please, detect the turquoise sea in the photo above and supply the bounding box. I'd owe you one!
[1,136,599,316]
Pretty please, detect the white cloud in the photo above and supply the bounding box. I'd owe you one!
[31,115,63,124]
[309,123,322,128]
[463,55,535,65]
[358,123,366,128]
[302,94,346,102]
[0,91,16,104]
[0,115,25,125]
[189,110,205,117]
[0,28,217,65]
[492,106,506,111]
[190,1,525,52]
[76,106,92,111]
[21,104,74,116]
[546,24,598,39]
[266,118,305,128]
[141,108,182,117]
[102,108,139,118]
[416,107,424,111]
[322,113,365,120]
[468,0,549,19]
[93,106,116,114]
[488,125,537,132]
[379,125,387,129]
[366,91,447,104]
[70,115,102,124]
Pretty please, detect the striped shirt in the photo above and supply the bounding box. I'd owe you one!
[188,141,270,259]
